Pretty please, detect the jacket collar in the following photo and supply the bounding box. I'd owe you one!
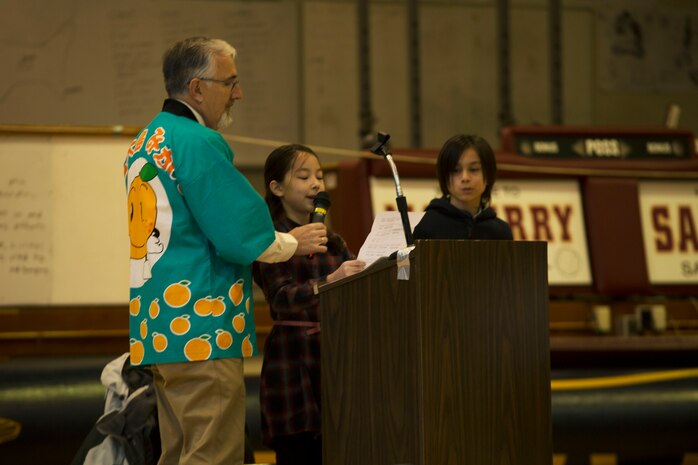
[162,98,199,123]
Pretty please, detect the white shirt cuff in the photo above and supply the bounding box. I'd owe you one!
[256,231,298,263]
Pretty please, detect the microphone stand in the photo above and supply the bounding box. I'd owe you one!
[370,132,414,246]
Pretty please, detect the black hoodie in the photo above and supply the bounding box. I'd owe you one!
[413,198,513,240]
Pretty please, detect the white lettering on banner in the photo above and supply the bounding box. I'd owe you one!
[368,177,591,285]
[639,181,698,284]
[584,138,622,157]
[533,141,559,154]
[646,142,672,155]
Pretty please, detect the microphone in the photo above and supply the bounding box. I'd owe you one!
[309,191,331,224]
[308,191,332,258]
[308,192,330,259]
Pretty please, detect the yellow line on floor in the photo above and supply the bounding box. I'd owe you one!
[551,368,698,391]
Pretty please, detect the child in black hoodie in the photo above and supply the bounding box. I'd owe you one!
[413,134,513,240]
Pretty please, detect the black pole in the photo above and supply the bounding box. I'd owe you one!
[358,0,374,149]
[396,196,414,246]
[496,0,514,128]
[549,0,563,125]
[407,0,421,148]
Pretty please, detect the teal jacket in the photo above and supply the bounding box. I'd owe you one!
[124,99,274,365]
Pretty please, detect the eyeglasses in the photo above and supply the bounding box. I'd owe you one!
[198,77,240,90]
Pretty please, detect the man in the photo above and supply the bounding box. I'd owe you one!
[124,37,328,465]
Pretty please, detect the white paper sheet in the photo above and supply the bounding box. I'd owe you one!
[357,211,424,267]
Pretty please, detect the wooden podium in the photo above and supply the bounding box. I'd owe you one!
[320,240,552,465]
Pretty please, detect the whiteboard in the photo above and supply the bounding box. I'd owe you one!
[0,134,131,305]
[0,136,53,304]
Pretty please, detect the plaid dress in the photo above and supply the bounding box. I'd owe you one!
[252,218,355,447]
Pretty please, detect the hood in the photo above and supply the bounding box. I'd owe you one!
[424,197,496,222]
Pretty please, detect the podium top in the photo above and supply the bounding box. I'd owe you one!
[320,240,547,293]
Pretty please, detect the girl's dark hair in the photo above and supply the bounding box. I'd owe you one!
[436,134,497,209]
[263,144,319,222]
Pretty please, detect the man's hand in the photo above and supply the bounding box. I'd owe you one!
[289,223,328,256]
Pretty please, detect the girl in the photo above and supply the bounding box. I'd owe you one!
[253,144,365,465]
[413,134,513,240]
